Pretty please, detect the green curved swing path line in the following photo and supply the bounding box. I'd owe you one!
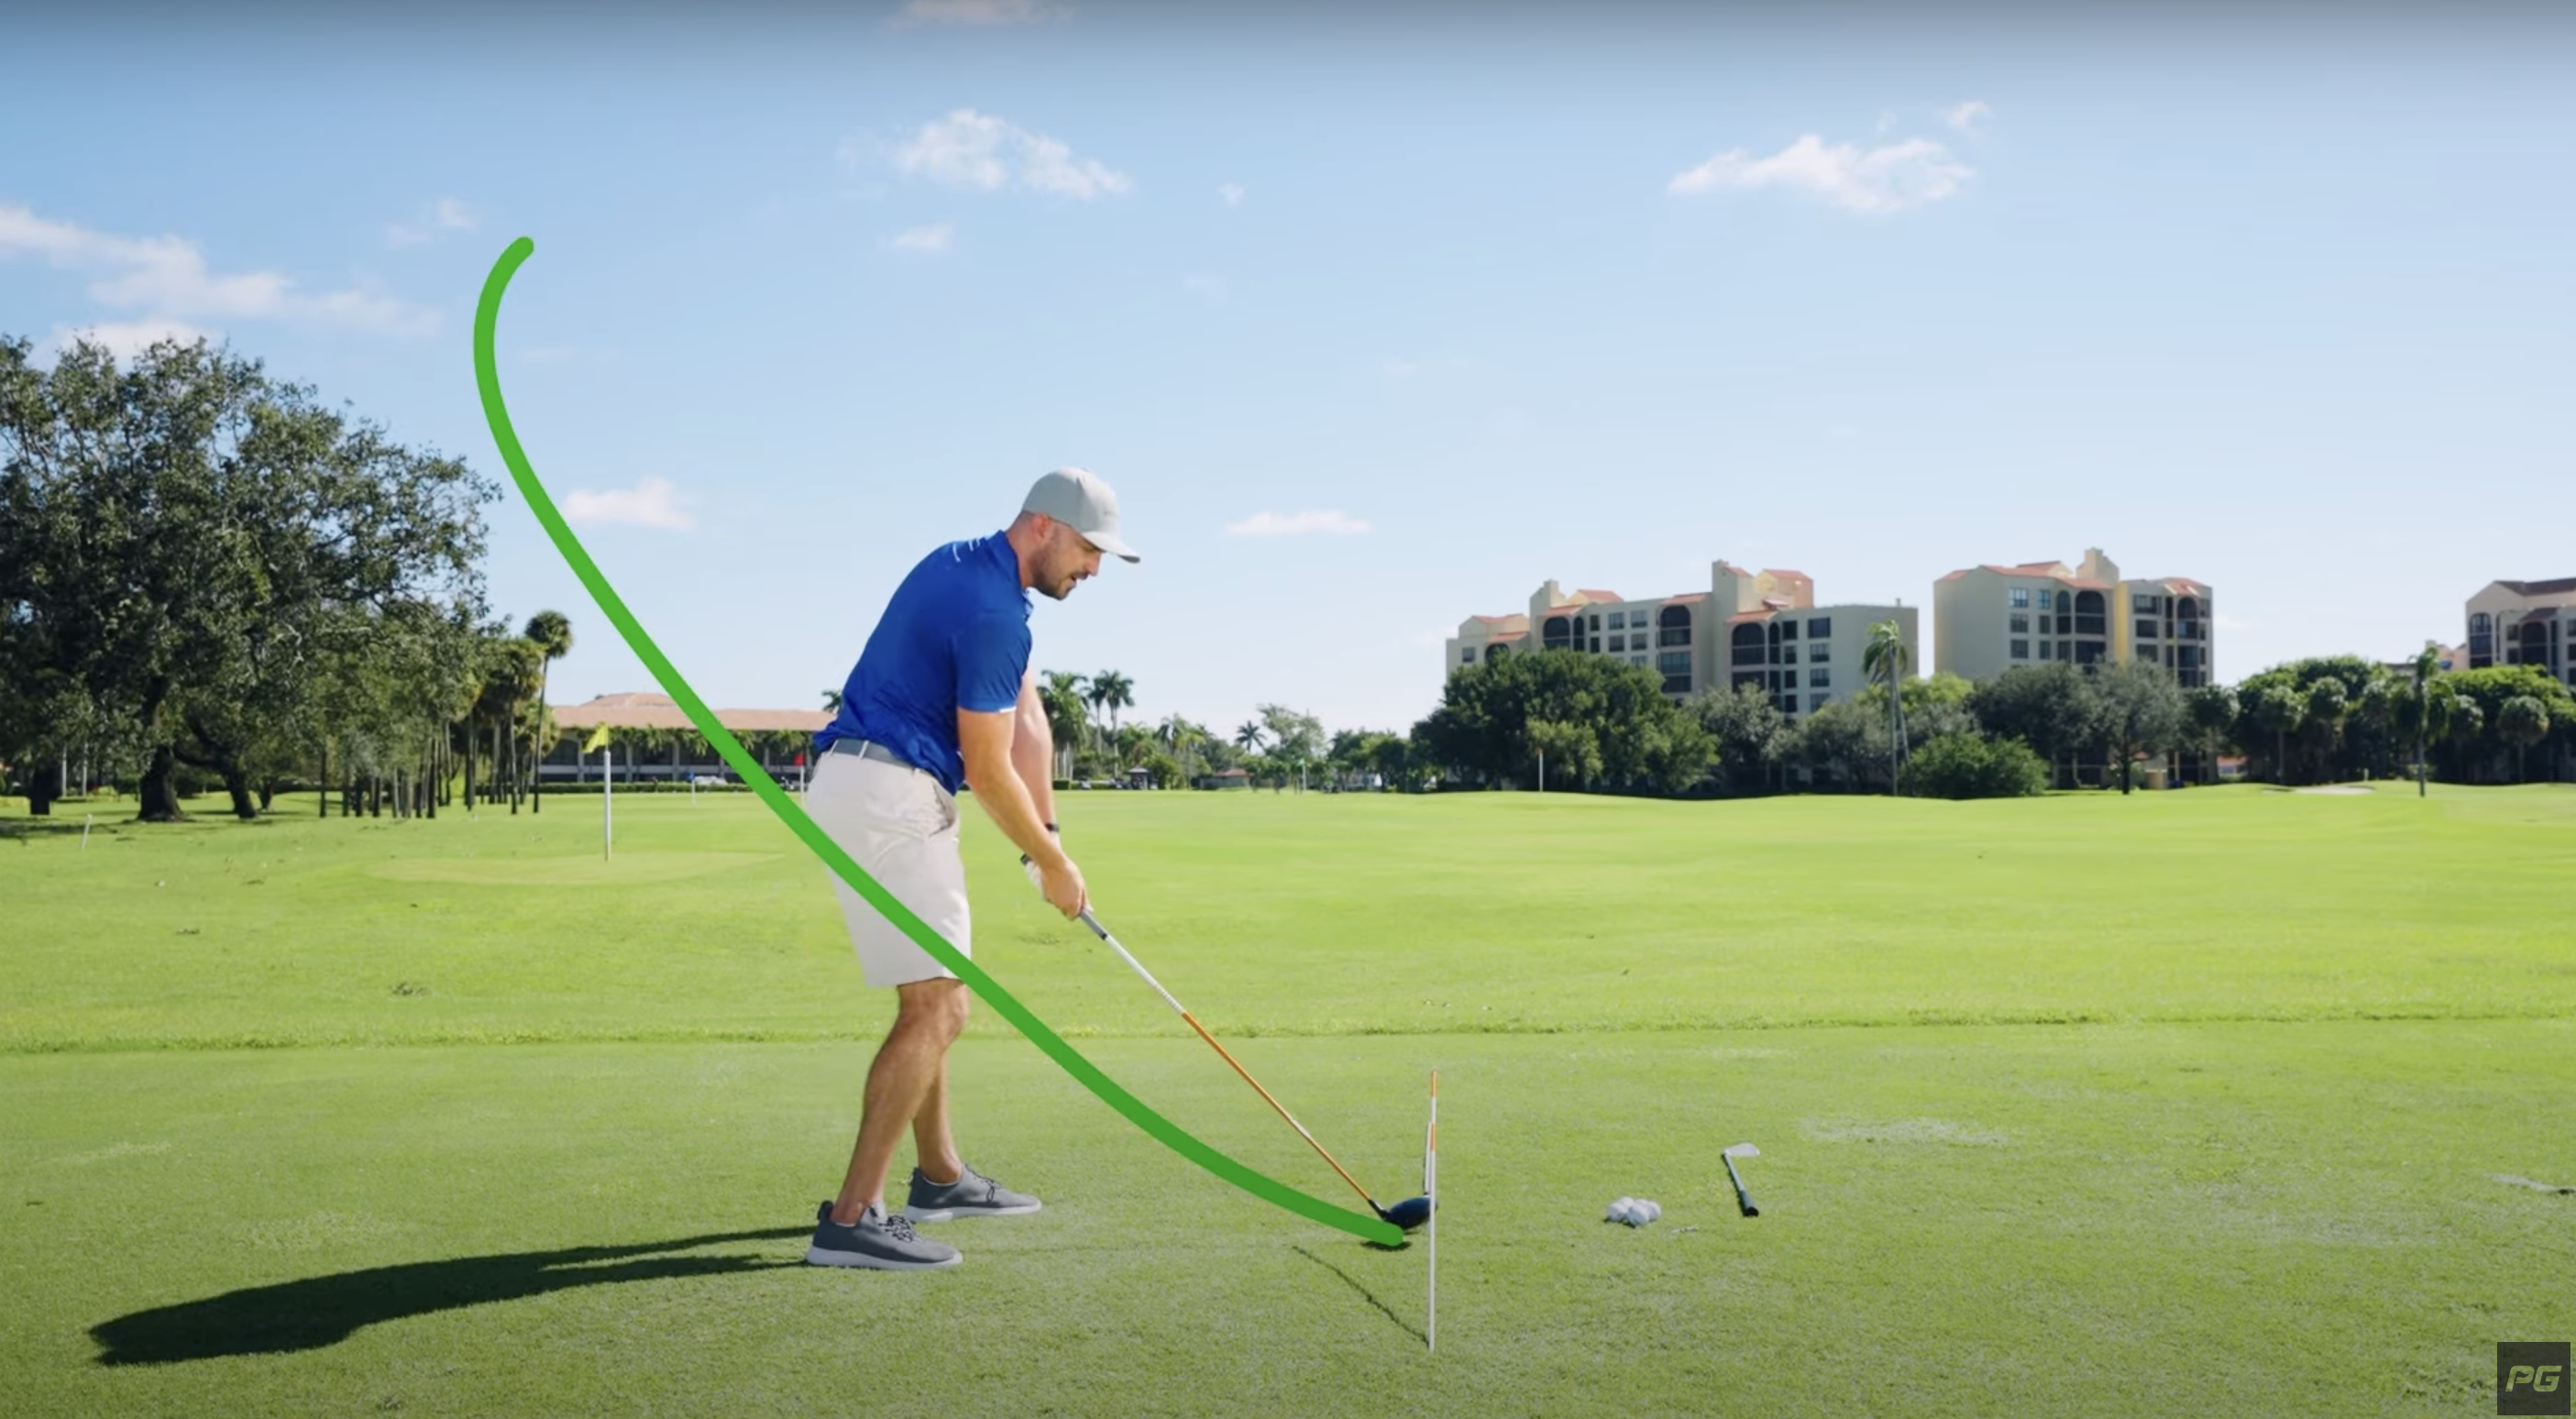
[472,237,1401,1248]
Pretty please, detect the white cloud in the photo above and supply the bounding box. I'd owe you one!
[561,477,696,532]
[1218,182,1245,207]
[46,320,214,361]
[1944,100,1993,135]
[1668,134,1973,214]
[386,197,478,247]
[1226,510,1372,538]
[886,222,954,253]
[893,0,1070,26]
[0,203,437,336]
[892,109,1131,200]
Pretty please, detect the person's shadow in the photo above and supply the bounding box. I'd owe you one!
[92,1227,808,1366]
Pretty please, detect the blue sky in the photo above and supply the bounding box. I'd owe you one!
[7,4,2570,734]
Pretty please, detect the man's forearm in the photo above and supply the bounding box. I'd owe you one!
[966,752,1066,869]
[1010,688,1060,829]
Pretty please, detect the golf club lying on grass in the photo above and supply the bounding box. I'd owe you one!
[1723,1143,1761,1217]
[1073,905,1434,1231]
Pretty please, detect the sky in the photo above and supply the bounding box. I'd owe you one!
[6,2,2571,736]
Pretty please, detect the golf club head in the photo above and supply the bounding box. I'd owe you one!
[1723,1142,1760,1159]
[1379,1194,1434,1231]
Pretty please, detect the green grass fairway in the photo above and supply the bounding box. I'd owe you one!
[6,786,2573,1415]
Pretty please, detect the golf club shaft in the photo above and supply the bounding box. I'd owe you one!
[1079,908,1382,1214]
[1723,1154,1759,1217]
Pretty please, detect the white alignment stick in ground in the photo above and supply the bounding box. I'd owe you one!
[1426,1069,1439,1354]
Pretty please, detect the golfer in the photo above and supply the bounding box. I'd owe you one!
[801,468,1139,1270]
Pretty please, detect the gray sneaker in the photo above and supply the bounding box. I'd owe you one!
[902,1162,1042,1223]
[806,1201,962,1270]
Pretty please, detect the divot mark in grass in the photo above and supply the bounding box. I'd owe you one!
[2492,1173,2575,1194]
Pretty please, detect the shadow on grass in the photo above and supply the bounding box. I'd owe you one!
[92,1227,807,1366]
[1291,1245,1426,1345]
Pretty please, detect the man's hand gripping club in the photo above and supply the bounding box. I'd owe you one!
[957,675,1085,919]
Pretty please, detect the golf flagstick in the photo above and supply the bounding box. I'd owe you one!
[1426,1069,1439,1354]
[1076,907,1405,1223]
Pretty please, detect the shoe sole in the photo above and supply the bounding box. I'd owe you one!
[903,1201,1043,1224]
[804,1244,963,1270]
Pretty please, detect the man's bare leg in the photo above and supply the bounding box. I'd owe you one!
[912,1052,964,1186]
[831,978,968,1225]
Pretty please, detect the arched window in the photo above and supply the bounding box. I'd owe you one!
[1657,604,1692,648]
[2074,590,2107,636]
[1731,622,1766,666]
[1486,643,1508,660]
[1542,615,1573,650]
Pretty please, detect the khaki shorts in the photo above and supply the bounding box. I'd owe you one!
[804,750,970,988]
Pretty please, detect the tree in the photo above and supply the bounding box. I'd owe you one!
[1257,704,1325,789]
[1903,732,2050,799]
[1414,649,1712,795]
[2425,665,2573,784]
[1038,671,1088,779]
[1967,664,2097,787]
[2251,685,2306,786]
[0,336,493,820]
[2498,695,2550,783]
[2229,657,2404,786]
[523,610,572,814]
[1862,619,1912,794]
[1090,669,1133,744]
[2405,644,2441,797]
[1781,698,1872,791]
[1689,682,1786,794]
[1233,720,1265,755]
[2300,677,2350,784]
[2185,684,2238,786]
[2090,659,2186,795]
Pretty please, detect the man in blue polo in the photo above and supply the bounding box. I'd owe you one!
[802,468,1139,1270]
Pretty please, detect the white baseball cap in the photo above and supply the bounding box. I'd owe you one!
[1022,467,1140,563]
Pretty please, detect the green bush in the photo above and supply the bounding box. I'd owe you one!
[1903,732,2050,800]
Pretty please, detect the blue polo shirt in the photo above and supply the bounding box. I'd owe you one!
[816,532,1030,794]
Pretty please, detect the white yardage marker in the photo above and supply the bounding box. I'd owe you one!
[1426,1068,1439,1353]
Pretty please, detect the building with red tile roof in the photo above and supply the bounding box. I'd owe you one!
[1932,548,2216,686]
[1444,561,1917,715]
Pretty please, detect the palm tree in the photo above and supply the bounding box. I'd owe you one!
[2499,695,2550,783]
[523,610,572,814]
[1040,671,1088,779]
[821,688,842,713]
[1091,669,1134,743]
[1862,620,1911,795]
[2409,644,2440,797]
[2252,684,2306,785]
[1234,720,1265,755]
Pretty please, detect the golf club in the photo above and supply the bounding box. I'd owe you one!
[1723,1142,1761,1217]
[1074,906,1434,1230]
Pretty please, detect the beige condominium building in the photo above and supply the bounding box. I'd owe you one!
[1445,560,1919,717]
[2465,576,2576,688]
[1933,548,2216,688]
